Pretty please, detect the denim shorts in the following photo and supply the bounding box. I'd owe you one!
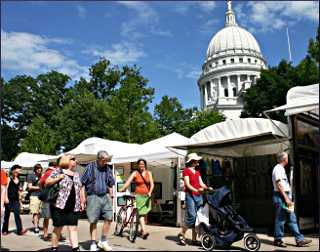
[86,194,113,223]
[41,202,51,218]
[184,193,203,228]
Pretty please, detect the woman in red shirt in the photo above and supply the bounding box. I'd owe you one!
[178,153,210,246]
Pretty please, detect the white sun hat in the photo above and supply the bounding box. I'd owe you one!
[186,153,202,163]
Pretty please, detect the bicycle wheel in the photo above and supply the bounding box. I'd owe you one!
[128,209,139,243]
[114,207,126,236]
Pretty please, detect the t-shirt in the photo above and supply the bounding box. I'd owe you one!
[183,167,201,196]
[40,167,56,187]
[27,173,42,196]
[7,178,20,201]
[272,164,291,192]
[0,170,8,186]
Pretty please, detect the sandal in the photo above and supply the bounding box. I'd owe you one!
[178,233,186,246]
[142,232,150,240]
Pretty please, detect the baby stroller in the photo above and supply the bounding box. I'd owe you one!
[196,186,261,251]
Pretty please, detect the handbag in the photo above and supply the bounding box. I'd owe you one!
[38,169,62,203]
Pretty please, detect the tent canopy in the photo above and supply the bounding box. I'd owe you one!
[113,132,189,164]
[65,137,141,164]
[1,161,14,170]
[265,83,319,116]
[12,152,57,168]
[172,118,289,157]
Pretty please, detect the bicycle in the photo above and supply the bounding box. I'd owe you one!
[114,195,139,243]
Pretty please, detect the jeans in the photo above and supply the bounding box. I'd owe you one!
[2,201,23,233]
[272,192,304,242]
[185,193,203,228]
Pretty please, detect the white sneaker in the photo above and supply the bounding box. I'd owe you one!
[90,243,98,251]
[98,240,113,251]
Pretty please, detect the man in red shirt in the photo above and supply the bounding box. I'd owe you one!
[177,153,211,246]
[39,161,58,241]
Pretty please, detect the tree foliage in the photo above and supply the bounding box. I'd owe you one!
[186,110,225,137]
[154,95,195,136]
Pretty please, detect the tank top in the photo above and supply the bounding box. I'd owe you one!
[134,171,150,195]
[8,178,20,201]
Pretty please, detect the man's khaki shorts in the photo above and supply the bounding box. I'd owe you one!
[29,196,42,215]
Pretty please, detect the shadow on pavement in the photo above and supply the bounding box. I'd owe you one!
[36,245,73,251]
[79,240,91,250]
[0,248,10,251]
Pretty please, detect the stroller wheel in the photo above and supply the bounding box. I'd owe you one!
[244,233,261,251]
[200,233,215,251]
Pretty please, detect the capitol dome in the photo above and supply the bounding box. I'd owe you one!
[206,26,263,61]
[198,0,267,120]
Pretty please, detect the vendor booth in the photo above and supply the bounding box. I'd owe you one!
[172,118,289,229]
[265,83,319,231]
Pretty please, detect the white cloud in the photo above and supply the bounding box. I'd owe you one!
[236,1,318,33]
[156,62,201,80]
[200,19,219,35]
[76,5,87,19]
[1,30,87,80]
[118,1,172,39]
[173,1,217,15]
[84,42,146,65]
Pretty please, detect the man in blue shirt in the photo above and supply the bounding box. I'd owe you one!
[81,151,115,251]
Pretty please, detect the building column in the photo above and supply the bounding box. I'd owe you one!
[237,75,241,91]
[219,77,223,98]
[227,75,232,97]
[204,82,207,108]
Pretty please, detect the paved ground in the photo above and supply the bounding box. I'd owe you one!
[1,215,319,251]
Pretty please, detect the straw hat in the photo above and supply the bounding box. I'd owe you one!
[186,153,202,163]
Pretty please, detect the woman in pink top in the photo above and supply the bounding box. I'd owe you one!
[178,153,211,246]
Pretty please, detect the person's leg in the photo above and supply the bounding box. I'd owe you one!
[273,195,286,242]
[2,203,10,233]
[68,225,79,249]
[139,215,145,234]
[51,226,63,249]
[12,201,23,233]
[90,223,97,241]
[102,220,112,238]
[43,218,49,238]
[287,212,304,242]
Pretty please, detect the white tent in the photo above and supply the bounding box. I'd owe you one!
[1,161,14,170]
[112,132,189,164]
[13,152,57,168]
[265,83,319,116]
[64,137,141,164]
[172,118,289,157]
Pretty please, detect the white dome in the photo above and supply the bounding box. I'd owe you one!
[207,26,262,59]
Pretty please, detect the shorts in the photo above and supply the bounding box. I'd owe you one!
[184,193,203,228]
[86,194,113,223]
[41,202,51,218]
[30,196,42,215]
[50,205,79,227]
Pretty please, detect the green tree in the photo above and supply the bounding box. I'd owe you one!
[20,116,57,154]
[307,27,319,64]
[186,110,225,137]
[154,95,195,136]
[109,65,158,143]
[53,92,112,151]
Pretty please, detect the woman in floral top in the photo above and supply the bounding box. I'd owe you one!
[45,154,85,251]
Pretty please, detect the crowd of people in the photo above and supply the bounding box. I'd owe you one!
[0,151,314,250]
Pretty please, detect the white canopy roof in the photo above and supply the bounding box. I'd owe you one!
[265,84,319,116]
[172,118,289,157]
[1,161,14,170]
[113,132,189,164]
[65,137,141,164]
[12,152,57,168]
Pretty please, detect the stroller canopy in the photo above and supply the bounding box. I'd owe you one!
[207,186,232,208]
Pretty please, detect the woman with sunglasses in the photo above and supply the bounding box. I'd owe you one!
[45,155,85,251]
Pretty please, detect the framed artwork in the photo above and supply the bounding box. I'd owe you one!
[116,167,124,176]
[117,196,126,206]
[117,182,124,192]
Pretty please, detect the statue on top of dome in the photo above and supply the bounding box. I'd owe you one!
[227,0,232,12]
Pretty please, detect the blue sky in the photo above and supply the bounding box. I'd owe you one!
[1,1,318,112]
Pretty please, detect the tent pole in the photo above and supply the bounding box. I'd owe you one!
[176,156,181,227]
